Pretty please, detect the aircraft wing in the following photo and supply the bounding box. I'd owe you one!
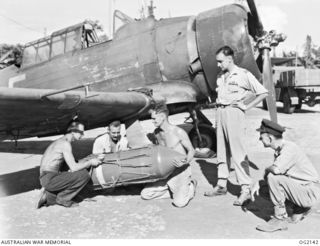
[0,87,157,140]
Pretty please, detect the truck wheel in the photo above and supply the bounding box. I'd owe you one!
[282,90,295,114]
[189,124,216,151]
[295,101,302,110]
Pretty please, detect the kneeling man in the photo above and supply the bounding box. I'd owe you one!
[141,104,197,208]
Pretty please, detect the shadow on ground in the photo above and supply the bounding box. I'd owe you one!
[0,137,96,197]
[79,183,145,201]
[0,165,146,200]
[258,105,320,114]
[196,159,279,222]
[0,167,41,197]
[0,138,96,158]
[196,159,241,197]
[241,181,274,221]
[0,140,52,155]
[0,163,146,198]
[278,108,319,114]
[240,180,311,222]
[196,158,259,196]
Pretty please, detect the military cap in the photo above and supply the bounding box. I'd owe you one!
[256,119,285,137]
[67,122,85,135]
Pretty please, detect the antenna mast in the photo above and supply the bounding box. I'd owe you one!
[147,0,156,18]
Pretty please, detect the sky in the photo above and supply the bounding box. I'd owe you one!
[0,0,319,55]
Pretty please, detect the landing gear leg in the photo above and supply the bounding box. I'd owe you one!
[9,129,20,149]
[189,108,203,148]
[187,108,216,151]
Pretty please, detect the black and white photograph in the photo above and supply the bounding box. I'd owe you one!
[0,0,320,243]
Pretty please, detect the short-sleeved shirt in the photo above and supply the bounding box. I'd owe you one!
[92,134,129,154]
[273,140,320,185]
[216,66,268,105]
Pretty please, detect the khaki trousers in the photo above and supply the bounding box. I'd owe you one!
[140,165,195,207]
[216,107,251,188]
[267,173,320,217]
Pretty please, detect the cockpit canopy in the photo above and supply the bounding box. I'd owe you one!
[21,10,143,69]
[22,20,100,68]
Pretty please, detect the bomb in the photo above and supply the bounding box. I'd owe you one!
[89,145,185,189]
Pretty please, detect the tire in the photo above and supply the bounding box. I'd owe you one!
[282,90,295,114]
[188,124,216,151]
[262,99,268,110]
[295,101,302,110]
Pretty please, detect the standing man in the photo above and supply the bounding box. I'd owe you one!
[140,104,197,208]
[92,120,129,154]
[253,119,320,232]
[37,122,103,208]
[204,46,268,206]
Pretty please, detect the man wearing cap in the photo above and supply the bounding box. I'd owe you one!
[37,122,103,208]
[204,45,268,206]
[92,120,129,154]
[253,119,320,232]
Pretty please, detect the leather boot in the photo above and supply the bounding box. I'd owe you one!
[204,185,227,197]
[36,187,47,209]
[233,190,251,206]
[289,206,311,224]
[256,216,288,232]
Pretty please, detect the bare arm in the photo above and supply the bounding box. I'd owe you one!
[62,142,101,172]
[265,165,281,175]
[245,71,268,111]
[251,163,281,201]
[173,128,195,166]
[245,93,268,111]
[234,93,268,111]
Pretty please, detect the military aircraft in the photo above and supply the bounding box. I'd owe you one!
[0,0,283,150]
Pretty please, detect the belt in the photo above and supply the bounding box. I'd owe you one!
[216,104,230,108]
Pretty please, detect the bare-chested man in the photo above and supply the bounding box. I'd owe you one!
[37,122,103,208]
[141,104,197,208]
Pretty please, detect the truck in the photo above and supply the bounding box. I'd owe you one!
[269,66,320,114]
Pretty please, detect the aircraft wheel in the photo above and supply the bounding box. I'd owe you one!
[189,124,216,151]
[282,90,295,114]
[262,99,268,110]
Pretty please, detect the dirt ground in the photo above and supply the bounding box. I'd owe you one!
[1,104,320,239]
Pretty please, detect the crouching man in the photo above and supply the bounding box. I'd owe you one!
[37,122,103,208]
[140,104,197,208]
[252,119,320,232]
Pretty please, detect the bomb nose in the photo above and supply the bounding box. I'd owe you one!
[154,145,186,167]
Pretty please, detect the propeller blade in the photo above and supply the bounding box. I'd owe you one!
[262,48,278,123]
[246,0,265,38]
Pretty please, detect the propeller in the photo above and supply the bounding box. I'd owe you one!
[246,0,264,38]
[262,48,278,122]
[246,0,279,123]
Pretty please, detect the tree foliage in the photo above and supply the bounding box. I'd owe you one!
[283,35,320,68]
[0,43,23,69]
